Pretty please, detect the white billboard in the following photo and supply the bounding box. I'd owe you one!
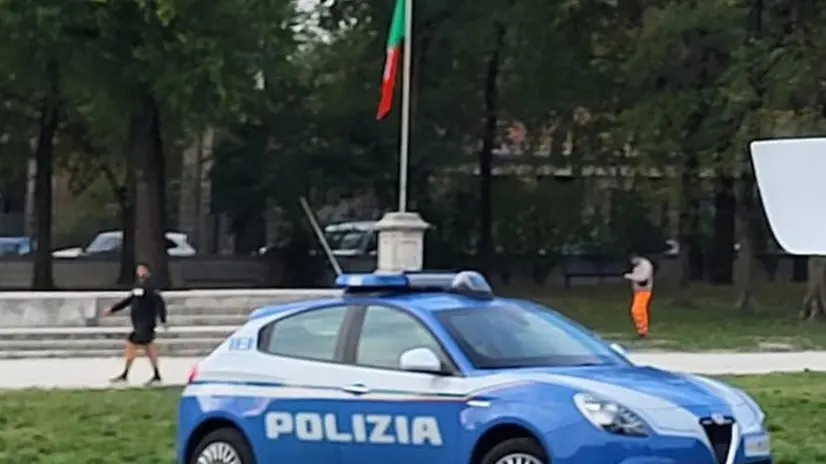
[751,137,826,255]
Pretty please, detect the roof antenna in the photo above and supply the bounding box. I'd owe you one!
[299,197,343,276]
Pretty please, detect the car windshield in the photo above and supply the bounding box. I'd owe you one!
[323,231,346,248]
[327,230,367,250]
[85,234,121,252]
[436,303,627,369]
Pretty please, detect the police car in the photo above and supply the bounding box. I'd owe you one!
[177,271,772,464]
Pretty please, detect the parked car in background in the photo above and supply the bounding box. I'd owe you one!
[256,220,378,257]
[323,220,377,257]
[0,236,33,256]
[52,230,196,258]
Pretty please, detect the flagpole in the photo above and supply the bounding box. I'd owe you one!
[375,0,429,274]
[397,0,412,212]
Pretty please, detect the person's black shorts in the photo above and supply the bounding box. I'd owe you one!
[127,330,155,345]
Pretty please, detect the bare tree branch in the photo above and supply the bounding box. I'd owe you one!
[58,112,123,197]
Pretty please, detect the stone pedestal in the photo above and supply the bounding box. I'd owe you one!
[374,211,429,273]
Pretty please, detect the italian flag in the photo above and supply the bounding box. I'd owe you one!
[376,0,405,120]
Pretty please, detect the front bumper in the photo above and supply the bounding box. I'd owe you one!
[550,424,771,464]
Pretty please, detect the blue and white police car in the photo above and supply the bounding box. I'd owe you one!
[177,271,772,464]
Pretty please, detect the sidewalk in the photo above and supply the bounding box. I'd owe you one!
[631,351,826,375]
[1,351,825,390]
[0,357,197,389]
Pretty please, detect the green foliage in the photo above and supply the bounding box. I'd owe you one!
[0,2,75,181]
[0,0,823,269]
[614,0,826,174]
[70,0,296,124]
[616,0,744,168]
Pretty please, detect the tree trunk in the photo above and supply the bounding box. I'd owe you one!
[478,22,505,274]
[734,0,763,311]
[801,256,826,321]
[128,85,170,288]
[674,64,712,293]
[734,155,757,312]
[710,175,735,283]
[32,59,59,290]
[674,150,699,302]
[117,174,136,285]
[178,133,203,246]
[151,99,169,240]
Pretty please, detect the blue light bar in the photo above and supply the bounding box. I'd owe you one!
[335,270,493,299]
[405,272,462,288]
[450,270,493,296]
[334,273,409,288]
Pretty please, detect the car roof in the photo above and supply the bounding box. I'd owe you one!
[0,236,29,242]
[379,292,497,311]
[248,292,503,321]
[248,298,344,320]
[324,221,376,232]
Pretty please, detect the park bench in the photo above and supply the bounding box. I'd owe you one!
[561,257,629,288]
[180,258,267,288]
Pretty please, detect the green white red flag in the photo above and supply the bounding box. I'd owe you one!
[376,0,405,120]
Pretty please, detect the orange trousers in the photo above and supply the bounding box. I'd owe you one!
[630,290,651,336]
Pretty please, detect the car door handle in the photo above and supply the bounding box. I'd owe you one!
[341,383,370,395]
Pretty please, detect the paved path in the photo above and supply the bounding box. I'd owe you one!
[631,351,826,375]
[2,352,826,390]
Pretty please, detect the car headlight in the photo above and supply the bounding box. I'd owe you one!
[574,393,648,437]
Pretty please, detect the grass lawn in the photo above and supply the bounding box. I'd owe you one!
[0,388,180,464]
[725,373,826,463]
[0,373,824,463]
[509,282,826,351]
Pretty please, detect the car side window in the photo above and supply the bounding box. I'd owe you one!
[261,305,349,361]
[356,305,444,370]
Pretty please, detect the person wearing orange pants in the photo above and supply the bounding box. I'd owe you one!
[624,253,653,337]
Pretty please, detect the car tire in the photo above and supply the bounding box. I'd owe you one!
[479,437,548,464]
[189,427,256,464]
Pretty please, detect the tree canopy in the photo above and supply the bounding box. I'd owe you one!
[0,0,821,310]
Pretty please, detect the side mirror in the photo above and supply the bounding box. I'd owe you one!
[609,343,628,357]
[399,347,446,375]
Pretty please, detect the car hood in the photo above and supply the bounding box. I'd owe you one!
[493,365,745,411]
[475,365,765,437]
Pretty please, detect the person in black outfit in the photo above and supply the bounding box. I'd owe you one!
[104,264,167,385]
